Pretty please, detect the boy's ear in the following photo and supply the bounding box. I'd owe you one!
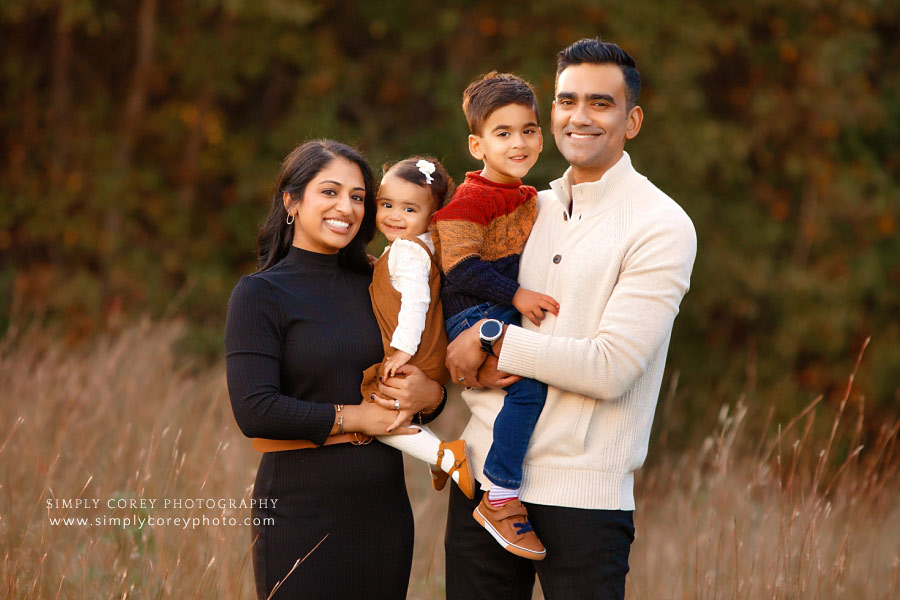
[467,134,484,161]
[538,127,543,154]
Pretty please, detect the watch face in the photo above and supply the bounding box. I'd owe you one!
[481,319,502,340]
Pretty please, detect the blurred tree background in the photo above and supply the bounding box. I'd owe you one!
[2,0,898,446]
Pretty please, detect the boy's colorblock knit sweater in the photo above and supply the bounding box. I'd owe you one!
[431,171,537,317]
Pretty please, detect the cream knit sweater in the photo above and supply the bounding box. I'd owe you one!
[459,152,697,510]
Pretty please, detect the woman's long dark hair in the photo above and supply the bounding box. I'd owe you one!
[256,139,376,273]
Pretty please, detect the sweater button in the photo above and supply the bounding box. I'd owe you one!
[552,254,562,264]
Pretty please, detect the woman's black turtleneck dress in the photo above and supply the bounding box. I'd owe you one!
[225,246,414,599]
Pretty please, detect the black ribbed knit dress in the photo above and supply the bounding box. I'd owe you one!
[225,246,414,599]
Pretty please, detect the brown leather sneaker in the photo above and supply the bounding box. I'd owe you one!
[472,495,546,560]
[431,439,475,500]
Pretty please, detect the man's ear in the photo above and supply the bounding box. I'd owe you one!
[468,134,484,161]
[625,105,643,140]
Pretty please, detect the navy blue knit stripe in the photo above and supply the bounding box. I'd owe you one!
[441,254,521,318]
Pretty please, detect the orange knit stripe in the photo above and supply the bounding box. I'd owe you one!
[434,220,485,273]
[435,198,537,272]
[481,199,537,260]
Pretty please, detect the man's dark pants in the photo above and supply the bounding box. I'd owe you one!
[445,485,634,600]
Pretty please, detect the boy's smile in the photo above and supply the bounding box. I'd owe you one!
[468,103,543,184]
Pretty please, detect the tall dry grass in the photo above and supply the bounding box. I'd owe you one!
[0,321,897,599]
[1,320,257,598]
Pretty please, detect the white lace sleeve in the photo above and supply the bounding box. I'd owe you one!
[387,238,433,356]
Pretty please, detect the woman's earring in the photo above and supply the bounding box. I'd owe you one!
[286,213,294,225]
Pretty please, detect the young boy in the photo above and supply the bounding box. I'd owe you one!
[432,72,559,560]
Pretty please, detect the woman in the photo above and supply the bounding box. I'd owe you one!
[225,140,445,599]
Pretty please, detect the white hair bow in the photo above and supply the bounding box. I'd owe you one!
[416,159,436,184]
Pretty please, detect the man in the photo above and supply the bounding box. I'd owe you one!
[444,38,697,599]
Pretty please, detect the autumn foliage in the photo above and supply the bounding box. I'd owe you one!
[2,1,898,439]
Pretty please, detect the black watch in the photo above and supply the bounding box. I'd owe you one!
[479,319,504,356]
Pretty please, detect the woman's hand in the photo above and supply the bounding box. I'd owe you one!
[341,400,419,437]
[371,363,442,431]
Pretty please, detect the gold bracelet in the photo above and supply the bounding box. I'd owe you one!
[417,385,446,425]
[336,404,344,435]
[351,433,373,445]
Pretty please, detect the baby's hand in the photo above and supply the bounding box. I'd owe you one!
[383,351,413,379]
[512,288,560,326]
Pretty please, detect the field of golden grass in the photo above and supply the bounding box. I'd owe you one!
[1,320,897,598]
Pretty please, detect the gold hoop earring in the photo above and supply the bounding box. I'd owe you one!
[286,213,294,225]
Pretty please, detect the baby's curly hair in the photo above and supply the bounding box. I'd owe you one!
[381,156,456,211]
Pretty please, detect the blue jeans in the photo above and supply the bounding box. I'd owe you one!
[445,302,548,489]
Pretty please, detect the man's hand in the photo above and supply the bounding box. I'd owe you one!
[476,354,521,389]
[512,288,560,326]
[445,321,489,388]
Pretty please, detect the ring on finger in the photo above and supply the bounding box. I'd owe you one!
[457,376,466,382]
[394,399,400,411]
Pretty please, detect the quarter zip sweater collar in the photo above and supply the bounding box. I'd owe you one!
[549,151,648,219]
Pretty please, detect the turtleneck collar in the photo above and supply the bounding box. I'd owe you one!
[283,244,341,269]
[548,151,647,218]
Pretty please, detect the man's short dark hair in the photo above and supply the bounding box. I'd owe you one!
[556,38,641,110]
[462,71,539,136]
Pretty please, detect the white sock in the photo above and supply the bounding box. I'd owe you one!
[377,426,461,484]
[487,484,518,506]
